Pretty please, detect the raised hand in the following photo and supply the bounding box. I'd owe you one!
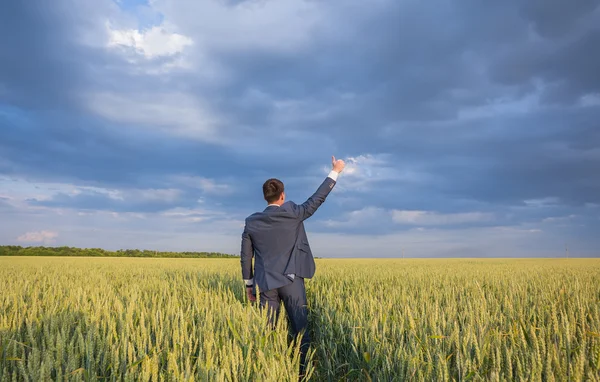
[332,155,346,173]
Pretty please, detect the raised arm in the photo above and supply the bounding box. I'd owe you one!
[292,156,345,221]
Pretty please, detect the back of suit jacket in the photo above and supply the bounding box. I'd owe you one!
[241,176,336,291]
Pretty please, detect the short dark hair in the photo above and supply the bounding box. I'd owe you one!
[263,178,284,203]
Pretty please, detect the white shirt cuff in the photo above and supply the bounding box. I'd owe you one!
[328,170,339,181]
[244,279,254,286]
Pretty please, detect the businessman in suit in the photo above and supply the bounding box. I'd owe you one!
[240,156,346,376]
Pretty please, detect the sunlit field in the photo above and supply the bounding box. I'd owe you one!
[1,257,599,381]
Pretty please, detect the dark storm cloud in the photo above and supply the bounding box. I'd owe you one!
[0,109,216,184]
[197,0,600,175]
[0,2,104,110]
[488,1,600,102]
[0,0,325,190]
[207,0,598,122]
[0,0,599,250]
[520,0,599,39]
[0,110,324,200]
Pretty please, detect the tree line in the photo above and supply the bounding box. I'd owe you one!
[0,245,236,258]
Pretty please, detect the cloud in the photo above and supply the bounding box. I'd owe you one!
[324,154,432,195]
[542,214,577,223]
[321,207,495,234]
[343,154,387,178]
[323,207,388,229]
[17,230,58,244]
[392,210,494,226]
[152,0,325,53]
[1,0,599,256]
[171,175,233,195]
[85,92,220,141]
[523,197,561,208]
[107,23,193,59]
[27,187,187,213]
[306,223,590,258]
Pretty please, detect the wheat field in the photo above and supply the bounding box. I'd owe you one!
[1,257,599,381]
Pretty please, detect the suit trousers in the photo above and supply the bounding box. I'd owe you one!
[260,276,310,375]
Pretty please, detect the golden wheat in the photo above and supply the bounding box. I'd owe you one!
[1,257,599,381]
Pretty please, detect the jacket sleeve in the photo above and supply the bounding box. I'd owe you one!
[291,176,336,221]
[240,223,254,280]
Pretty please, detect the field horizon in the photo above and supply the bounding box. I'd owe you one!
[2,246,596,260]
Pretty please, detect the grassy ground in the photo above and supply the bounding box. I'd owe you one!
[1,257,599,381]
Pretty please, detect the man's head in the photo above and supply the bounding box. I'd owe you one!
[263,178,285,205]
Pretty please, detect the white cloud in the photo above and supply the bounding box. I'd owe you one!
[162,206,221,219]
[523,197,560,207]
[0,178,185,211]
[153,0,324,53]
[457,90,541,121]
[579,93,600,107]
[108,211,147,220]
[392,210,493,225]
[75,186,124,200]
[324,154,430,193]
[172,176,232,195]
[135,188,181,202]
[0,176,77,203]
[542,214,577,223]
[70,186,183,207]
[94,0,386,143]
[0,196,590,257]
[323,206,494,229]
[491,226,542,233]
[343,154,389,178]
[107,22,193,58]
[72,186,181,204]
[323,207,387,228]
[85,92,220,141]
[306,223,562,258]
[17,230,59,244]
[3,207,244,253]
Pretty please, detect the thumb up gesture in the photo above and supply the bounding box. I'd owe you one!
[332,156,346,173]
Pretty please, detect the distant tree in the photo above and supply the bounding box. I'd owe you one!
[0,246,236,258]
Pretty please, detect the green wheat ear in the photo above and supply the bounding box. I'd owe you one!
[0,256,598,381]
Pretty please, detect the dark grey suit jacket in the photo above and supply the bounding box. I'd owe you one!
[240,176,336,291]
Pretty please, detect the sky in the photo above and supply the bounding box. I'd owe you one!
[0,0,599,257]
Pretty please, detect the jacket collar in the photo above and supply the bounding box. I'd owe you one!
[264,204,281,212]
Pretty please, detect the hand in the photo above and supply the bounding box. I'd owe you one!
[246,286,256,303]
[332,155,346,173]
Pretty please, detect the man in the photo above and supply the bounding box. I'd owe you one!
[240,155,345,376]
